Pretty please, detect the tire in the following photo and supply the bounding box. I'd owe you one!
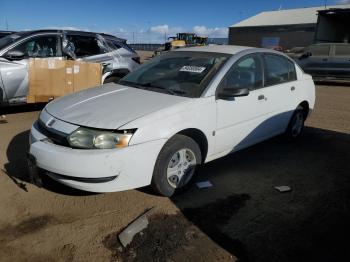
[285,107,305,139]
[103,76,122,84]
[151,134,202,197]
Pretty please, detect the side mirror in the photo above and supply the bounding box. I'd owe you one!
[217,87,250,100]
[299,51,312,60]
[5,50,25,60]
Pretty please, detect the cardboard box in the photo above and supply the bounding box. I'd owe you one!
[27,58,102,103]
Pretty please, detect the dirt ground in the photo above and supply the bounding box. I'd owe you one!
[0,84,349,262]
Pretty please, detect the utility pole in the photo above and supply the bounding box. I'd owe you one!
[325,0,327,9]
[5,18,9,30]
[147,21,151,44]
[132,32,135,44]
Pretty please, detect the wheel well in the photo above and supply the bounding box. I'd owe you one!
[299,101,309,119]
[177,129,208,163]
[104,69,130,82]
[0,88,4,106]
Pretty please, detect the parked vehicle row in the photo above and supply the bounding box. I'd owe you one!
[28,45,315,196]
[293,43,350,81]
[0,30,140,106]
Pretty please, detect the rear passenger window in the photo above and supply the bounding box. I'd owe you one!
[220,55,263,90]
[334,45,350,56]
[264,54,296,86]
[66,35,106,58]
[309,45,330,56]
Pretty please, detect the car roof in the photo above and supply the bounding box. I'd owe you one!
[11,29,126,42]
[174,45,254,55]
[311,43,350,46]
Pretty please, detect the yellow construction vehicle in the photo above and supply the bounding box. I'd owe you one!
[164,33,208,51]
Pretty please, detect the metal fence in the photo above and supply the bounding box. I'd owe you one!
[130,38,229,51]
[129,44,164,51]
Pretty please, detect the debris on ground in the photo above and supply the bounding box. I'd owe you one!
[103,194,249,262]
[274,186,292,192]
[0,115,7,123]
[118,208,154,247]
[196,180,213,189]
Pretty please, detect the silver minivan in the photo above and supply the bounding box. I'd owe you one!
[0,30,140,106]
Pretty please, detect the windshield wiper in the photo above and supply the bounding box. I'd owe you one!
[139,83,187,96]
[118,80,142,89]
[119,81,187,96]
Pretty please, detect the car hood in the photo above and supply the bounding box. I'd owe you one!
[45,83,189,129]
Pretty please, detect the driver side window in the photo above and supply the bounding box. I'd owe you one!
[220,55,263,91]
[7,35,60,58]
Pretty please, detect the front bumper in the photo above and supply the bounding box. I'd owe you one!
[29,123,166,192]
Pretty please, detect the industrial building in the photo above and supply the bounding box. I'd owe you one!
[229,4,350,50]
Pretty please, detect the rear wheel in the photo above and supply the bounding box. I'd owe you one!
[151,135,201,197]
[285,108,305,139]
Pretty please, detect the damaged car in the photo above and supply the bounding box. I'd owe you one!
[0,30,140,106]
[29,45,315,196]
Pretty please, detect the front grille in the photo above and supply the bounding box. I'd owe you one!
[35,120,70,147]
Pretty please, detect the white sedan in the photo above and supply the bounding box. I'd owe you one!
[29,45,315,196]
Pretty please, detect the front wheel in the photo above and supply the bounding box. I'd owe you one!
[151,135,202,197]
[285,108,305,139]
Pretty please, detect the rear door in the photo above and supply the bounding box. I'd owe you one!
[329,44,350,79]
[65,34,109,62]
[261,53,299,134]
[64,33,119,75]
[301,44,331,77]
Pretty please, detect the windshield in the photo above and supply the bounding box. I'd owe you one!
[119,51,230,98]
[0,32,27,50]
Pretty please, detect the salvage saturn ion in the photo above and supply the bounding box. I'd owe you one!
[29,45,315,197]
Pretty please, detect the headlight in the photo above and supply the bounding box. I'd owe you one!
[68,127,135,149]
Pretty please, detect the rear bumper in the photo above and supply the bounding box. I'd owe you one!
[29,123,166,192]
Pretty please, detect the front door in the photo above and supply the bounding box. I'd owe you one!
[0,34,61,103]
[215,54,271,154]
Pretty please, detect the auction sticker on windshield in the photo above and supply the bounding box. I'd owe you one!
[180,66,206,73]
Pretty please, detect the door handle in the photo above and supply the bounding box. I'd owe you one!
[258,95,265,100]
[322,58,328,62]
[291,86,295,91]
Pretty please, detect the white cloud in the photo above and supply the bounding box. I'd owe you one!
[151,24,184,35]
[45,26,85,31]
[109,24,227,43]
[111,24,184,43]
[150,24,169,34]
[115,28,126,33]
[193,26,228,38]
[337,0,350,4]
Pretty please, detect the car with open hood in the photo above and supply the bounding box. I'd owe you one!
[28,45,315,196]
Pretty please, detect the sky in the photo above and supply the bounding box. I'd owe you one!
[1,0,349,43]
